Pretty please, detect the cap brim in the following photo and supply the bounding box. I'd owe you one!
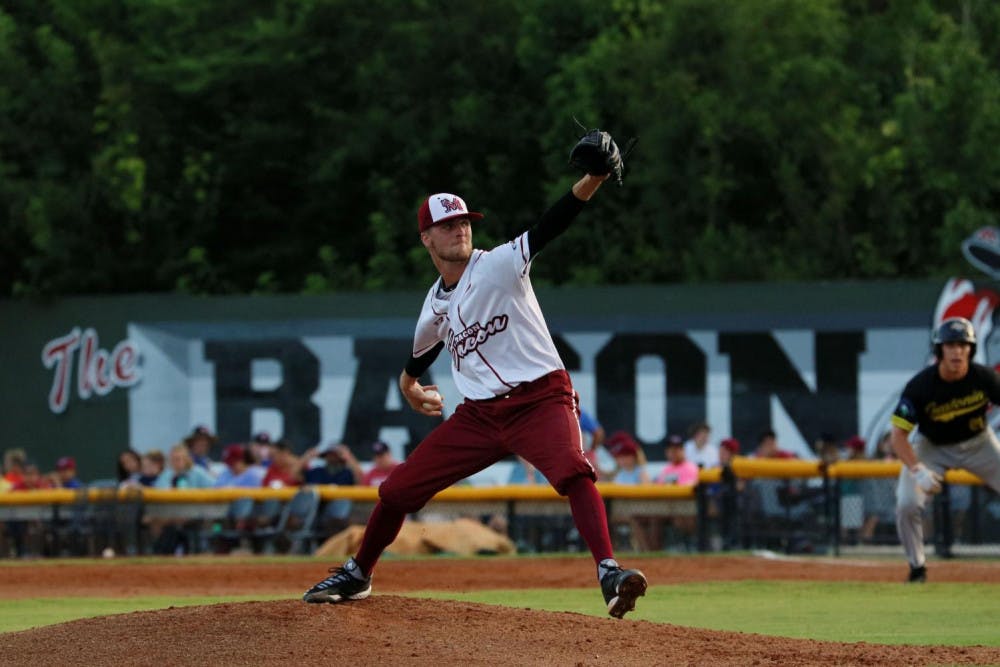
[425,211,484,229]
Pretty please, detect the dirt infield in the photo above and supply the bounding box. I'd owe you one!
[3,555,1000,666]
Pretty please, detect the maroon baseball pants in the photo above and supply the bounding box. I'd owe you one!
[379,369,596,512]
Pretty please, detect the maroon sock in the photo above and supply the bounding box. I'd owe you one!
[565,476,614,565]
[353,501,407,576]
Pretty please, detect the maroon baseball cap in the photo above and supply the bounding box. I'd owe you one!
[719,438,740,454]
[222,444,246,465]
[606,431,639,457]
[844,435,866,451]
[56,456,76,471]
[417,193,483,232]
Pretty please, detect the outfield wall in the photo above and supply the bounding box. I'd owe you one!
[0,279,976,479]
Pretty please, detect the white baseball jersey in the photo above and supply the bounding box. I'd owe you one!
[412,231,564,400]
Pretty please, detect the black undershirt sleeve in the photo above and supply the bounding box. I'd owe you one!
[526,190,587,258]
[404,341,444,378]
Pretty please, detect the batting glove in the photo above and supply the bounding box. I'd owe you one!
[911,463,943,494]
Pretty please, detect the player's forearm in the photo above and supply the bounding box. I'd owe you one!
[404,341,443,379]
[572,173,609,201]
[527,190,587,256]
[890,427,920,469]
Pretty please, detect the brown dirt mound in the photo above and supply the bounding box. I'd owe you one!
[2,555,1000,666]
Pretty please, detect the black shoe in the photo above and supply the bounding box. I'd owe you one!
[599,560,647,619]
[303,557,372,603]
[907,565,927,583]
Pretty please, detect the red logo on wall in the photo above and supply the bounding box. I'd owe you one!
[41,327,141,414]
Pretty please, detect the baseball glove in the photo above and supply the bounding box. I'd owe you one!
[569,128,629,185]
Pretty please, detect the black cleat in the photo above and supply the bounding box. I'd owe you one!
[907,565,927,584]
[600,562,647,619]
[303,557,372,603]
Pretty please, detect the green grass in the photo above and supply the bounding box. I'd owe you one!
[2,575,999,647]
[0,595,288,633]
[414,581,1000,646]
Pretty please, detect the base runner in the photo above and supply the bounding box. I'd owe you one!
[891,317,1000,582]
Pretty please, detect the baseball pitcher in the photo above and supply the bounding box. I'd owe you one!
[303,129,647,618]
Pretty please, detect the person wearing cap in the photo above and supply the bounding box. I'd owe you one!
[890,316,1000,583]
[361,441,399,488]
[713,437,743,549]
[304,162,648,619]
[650,435,700,550]
[654,436,699,486]
[718,437,741,463]
[51,456,83,489]
[250,432,274,468]
[213,444,266,488]
[606,431,650,485]
[183,425,219,471]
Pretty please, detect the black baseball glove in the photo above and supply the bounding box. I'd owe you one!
[569,129,627,185]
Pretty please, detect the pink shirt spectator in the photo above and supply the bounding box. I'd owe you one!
[655,460,699,485]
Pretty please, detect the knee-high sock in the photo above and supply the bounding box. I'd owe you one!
[354,501,406,576]
[565,476,614,565]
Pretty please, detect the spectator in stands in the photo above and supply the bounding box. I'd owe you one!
[361,441,400,488]
[50,456,83,489]
[300,442,362,536]
[655,435,700,485]
[713,437,743,549]
[649,435,699,549]
[814,433,842,466]
[117,449,142,486]
[752,429,796,459]
[514,407,607,483]
[718,437,740,464]
[300,442,362,486]
[147,444,212,554]
[683,421,719,469]
[606,431,650,484]
[12,463,53,491]
[213,444,266,488]
[250,432,274,468]
[156,444,215,489]
[135,450,165,487]
[2,448,27,490]
[508,454,541,484]
[838,434,867,544]
[183,425,219,471]
[8,462,52,556]
[579,408,611,478]
[262,439,301,489]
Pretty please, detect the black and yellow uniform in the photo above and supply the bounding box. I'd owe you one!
[891,363,1000,445]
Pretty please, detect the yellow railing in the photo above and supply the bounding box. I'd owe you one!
[0,459,983,507]
[0,482,696,505]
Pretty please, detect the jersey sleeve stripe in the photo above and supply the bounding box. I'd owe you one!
[890,415,915,432]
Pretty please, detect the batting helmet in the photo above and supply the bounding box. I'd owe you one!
[932,317,977,358]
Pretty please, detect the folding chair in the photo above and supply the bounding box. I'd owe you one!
[253,488,320,554]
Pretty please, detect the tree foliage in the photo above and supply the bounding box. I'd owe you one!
[3,0,1000,296]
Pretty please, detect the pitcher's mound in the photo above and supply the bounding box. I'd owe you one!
[3,596,1000,666]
